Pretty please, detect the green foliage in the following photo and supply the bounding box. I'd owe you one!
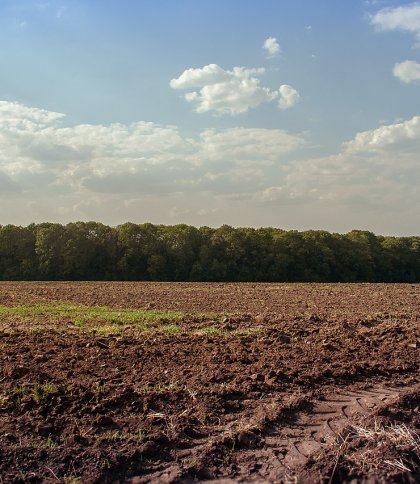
[0,222,418,282]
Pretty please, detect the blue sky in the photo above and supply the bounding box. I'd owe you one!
[0,0,419,234]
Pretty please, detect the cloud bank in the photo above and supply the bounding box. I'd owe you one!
[0,100,304,194]
[0,100,418,233]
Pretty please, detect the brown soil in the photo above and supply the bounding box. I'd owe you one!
[0,282,419,483]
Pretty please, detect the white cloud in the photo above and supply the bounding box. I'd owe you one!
[0,101,197,190]
[169,64,228,89]
[253,186,286,202]
[249,115,420,230]
[278,84,300,110]
[370,3,420,44]
[198,127,305,166]
[371,5,420,85]
[344,115,420,152]
[263,37,280,57]
[0,101,64,128]
[2,100,418,233]
[170,64,299,115]
[393,59,420,82]
[0,100,305,196]
[258,151,419,214]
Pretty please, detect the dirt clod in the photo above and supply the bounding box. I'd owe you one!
[236,430,258,448]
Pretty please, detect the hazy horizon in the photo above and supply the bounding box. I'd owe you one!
[1,0,419,236]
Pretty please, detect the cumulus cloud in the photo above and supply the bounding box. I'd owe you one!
[263,37,280,57]
[393,60,420,82]
[0,101,198,194]
[170,64,299,115]
[344,115,420,152]
[0,101,64,129]
[370,3,420,44]
[169,64,229,89]
[278,84,300,110]
[0,100,306,197]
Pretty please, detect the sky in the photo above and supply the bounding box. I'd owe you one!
[0,0,419,235]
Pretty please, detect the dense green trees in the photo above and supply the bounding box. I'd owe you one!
[0,222,418,282]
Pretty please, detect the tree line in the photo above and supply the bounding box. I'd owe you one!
[0,222,419,282]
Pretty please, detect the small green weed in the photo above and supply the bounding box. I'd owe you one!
[11,382,59,405]
[31,436,59,449]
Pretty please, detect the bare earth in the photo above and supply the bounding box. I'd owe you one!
[0,282,419,483]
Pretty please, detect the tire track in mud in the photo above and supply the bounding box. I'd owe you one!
[132,383,416,483]
[229,384,413,482]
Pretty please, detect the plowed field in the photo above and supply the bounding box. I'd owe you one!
[0,282,419,483]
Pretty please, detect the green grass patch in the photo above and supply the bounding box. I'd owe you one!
[195,326,224,336]
[231,327,264,337]
[160,324,181,336]
[0,304,184,336]
[0,304,255,338]
[0,303,183,324]
[11,382,59,405]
